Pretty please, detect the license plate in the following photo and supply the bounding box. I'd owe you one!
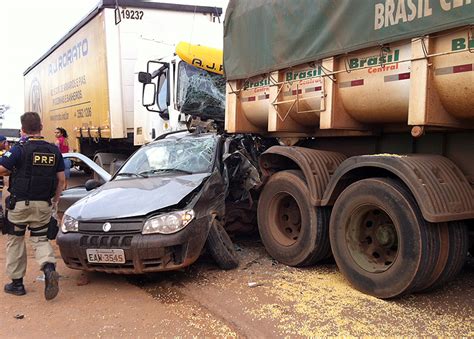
[86,249,125,264]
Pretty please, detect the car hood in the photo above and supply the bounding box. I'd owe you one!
[66,173,210,220]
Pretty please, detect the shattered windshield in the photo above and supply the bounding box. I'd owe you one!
[177,62,225,122]
[117,134,218,178]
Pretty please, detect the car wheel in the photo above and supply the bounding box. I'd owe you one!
[206,219,239,270]
[257,170,331,267]
[329,178,439,299]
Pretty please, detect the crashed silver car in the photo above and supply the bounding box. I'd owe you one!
[57,131,273,274]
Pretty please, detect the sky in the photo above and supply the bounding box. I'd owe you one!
[0,0,227,126]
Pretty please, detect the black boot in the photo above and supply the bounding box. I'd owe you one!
[4,278,26,296]
[42,263,59,301]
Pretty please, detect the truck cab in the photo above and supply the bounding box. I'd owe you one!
[138,42,225,131]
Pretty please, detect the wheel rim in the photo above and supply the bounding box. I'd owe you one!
[346,206,399,273]
[268,192,302,246]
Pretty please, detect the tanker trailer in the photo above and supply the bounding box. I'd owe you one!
[224,0,474,298]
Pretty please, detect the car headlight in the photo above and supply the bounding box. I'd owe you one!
[142,209,195,235]
[61,214,79,233]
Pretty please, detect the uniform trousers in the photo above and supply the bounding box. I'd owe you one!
[5,201,56,279]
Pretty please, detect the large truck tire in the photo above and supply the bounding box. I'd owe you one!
[206,220,239,270]
[419,221,468,292]
[258,170,331,267]
[329,178,440,299]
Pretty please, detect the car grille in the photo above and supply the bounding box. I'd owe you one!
[79,217,143,234]
[79,234,133,248]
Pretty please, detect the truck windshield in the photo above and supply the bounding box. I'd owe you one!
[176,62,225,122]
[117,134,218,178]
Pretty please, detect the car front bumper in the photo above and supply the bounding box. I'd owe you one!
[57,218,210,274]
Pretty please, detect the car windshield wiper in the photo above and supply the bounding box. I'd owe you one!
[139,168,193,176]
[116,172,147,178]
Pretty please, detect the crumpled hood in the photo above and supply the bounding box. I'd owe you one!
[66,173,210,220]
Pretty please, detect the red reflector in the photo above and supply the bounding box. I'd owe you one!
[351,79,364,87]
[247,96,256,102]
[314,86,322,91]
[453,64,473,73]
[292,89,303,95]
[398,72,411,80]
[265,94,270,99]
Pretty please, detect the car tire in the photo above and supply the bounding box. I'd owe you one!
[206,220,239,270]
[329,177,439,299]
[257,170,331,267]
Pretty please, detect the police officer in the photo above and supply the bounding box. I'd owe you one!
[0,112,65,300]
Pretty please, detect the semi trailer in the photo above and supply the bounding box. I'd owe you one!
[224,0,474,298]
[23,0,222,173]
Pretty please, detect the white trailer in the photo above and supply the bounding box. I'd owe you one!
[24,0,222,172]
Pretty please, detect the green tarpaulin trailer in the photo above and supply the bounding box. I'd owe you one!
[223,0,474,80]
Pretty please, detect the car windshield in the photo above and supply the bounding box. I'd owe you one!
[116,134,217,178]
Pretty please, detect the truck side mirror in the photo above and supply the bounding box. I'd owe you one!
[142,83,156,106]
[138,72,152,84]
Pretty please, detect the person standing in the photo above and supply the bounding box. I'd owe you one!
[0,112,65,300]
[0,135,10,212]
[54,127,71,187]
[0,135,9,155]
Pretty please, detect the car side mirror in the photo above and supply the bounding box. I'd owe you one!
[85,179,101,191]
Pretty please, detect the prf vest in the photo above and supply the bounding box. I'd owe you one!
[9,140,59,202]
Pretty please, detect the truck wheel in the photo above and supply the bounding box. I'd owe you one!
[206,220,239,270]
[329,178,438,299]
[419,221,468,292]
[258,170,331,267]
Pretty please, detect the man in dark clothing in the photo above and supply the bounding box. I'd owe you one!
[0,112,65,300]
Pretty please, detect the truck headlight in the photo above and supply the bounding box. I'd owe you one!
[142,209,195,235]
[61,214,79,233]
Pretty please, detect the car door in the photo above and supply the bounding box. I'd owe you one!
[58,153,111,218]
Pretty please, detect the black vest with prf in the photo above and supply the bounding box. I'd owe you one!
[9,140,59,202]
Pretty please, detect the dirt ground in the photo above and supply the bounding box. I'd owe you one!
[0,233,473,338]
[1,170,473,337]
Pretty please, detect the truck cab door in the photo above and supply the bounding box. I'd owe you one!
[139,58,185,137]
[166,57,187,131]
